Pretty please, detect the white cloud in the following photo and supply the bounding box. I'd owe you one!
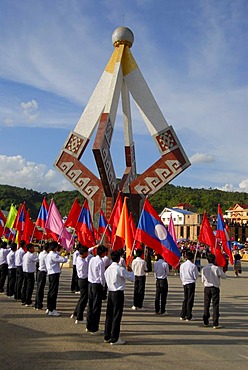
[20,99,39,122]
[3,116,14,126]
[0,1,247,192]
[217,179,248,193]
[189,153,215,165]
[0,154,73,193]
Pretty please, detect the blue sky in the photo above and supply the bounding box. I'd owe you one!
[0,0,247,193]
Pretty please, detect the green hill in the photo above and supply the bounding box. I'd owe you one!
[1,184,248,220]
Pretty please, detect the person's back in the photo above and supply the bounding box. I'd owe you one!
[179,251,198,321]
[132,253,147,277]
[202,260,226,288]
[86,244,107,333]
[201,254,226,328]
[131,249,147,310]
[180,258,198,285]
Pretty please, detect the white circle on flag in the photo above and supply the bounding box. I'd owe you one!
[155,224,167,241]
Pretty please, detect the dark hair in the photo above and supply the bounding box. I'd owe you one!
[10,242,17,251]
[97,244,107,256]
[79,246,88,255]
[156,254,163,260]
[20,240,26,248]
[44,243,50,252]
[186,251,194,260]
[207,253,216,264]
[26,243,33,251]
[1,241,7,249]
[49,241,58,251]
[135,249,143,257]
[110,251,121,263]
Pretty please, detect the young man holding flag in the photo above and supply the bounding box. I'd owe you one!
[46,241,68,317]
[104,250,135,345]
[202,253,226,329]
[179,251,199,321]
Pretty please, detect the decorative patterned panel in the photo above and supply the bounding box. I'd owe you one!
[130,147,190,195]
[54,151,103,214]
[63,131,89,159]
[93,113,117,197]
[153,126,180,155]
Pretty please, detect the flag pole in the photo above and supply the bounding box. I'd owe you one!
[99,223,111,244]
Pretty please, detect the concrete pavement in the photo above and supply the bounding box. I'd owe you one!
[0,262,247,370]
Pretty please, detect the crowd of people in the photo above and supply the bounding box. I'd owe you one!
[0,238,244,344]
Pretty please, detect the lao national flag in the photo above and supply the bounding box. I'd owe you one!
[135,198,181,268]
[75,200,96,247]
[98,209,111,242]
[216,204,233,264]
[36,198,49,229]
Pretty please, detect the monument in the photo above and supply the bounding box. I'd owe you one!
[54,26,190,220]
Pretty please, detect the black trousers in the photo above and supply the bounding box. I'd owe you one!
[7,268,16,296]
[180,282,195,320]
[47,273,60,312]
[133,275,146,308]
[35,270,47,309]
[104,290,124,343]
[73,278,88,320]
[15,266,24,300]
[87,282,103,332]
[203,286,220,327]
[155,278,168,314]
[0,263,8,293]
[21,272,35,305]
[71,265,79,292]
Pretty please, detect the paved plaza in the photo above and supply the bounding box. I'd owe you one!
[0,261,247,370]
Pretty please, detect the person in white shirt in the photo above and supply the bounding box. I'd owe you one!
[46,241,68,317]
[154,254,170,315]
[34,243,50,310]
[118,249,126,269]
[102,252,112,300]
[71,245,89,323]
[15,240,26,301]
[104,250,135,345]
[86,244,107,334]
[71,245,80,293]
[179,251,199,321]
[6,242,17,297]
[0,241,10,294]
[21,243,38,306]
[202,253,227,329]
[131,249,147,311]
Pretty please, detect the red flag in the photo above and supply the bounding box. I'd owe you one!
[75,200,96,247]
[115,197,133,266]
[33,228,44,241]
[109,192,124,250]
[0,210,6,236]
[198,212,226,267]
[129,212,142,251]
[64,198,81,228]
[216,204,233,265]
[22,209,35,244]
